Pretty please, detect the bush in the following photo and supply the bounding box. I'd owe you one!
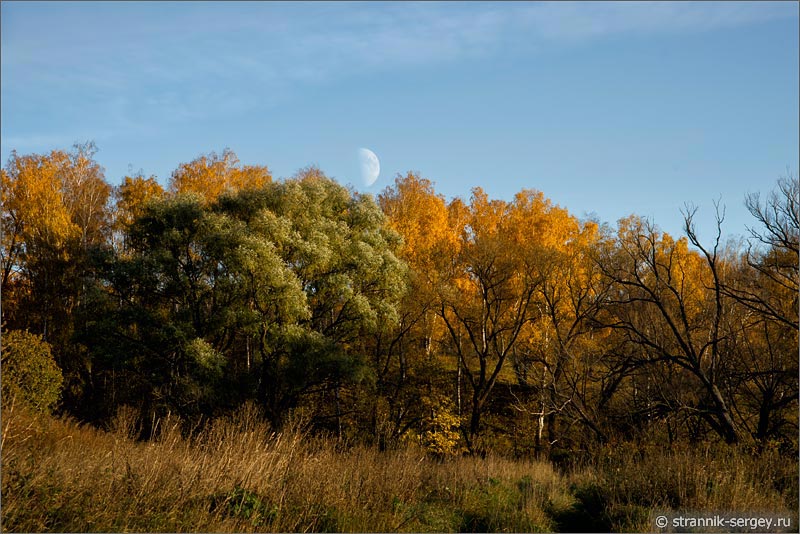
[1,330,63,413]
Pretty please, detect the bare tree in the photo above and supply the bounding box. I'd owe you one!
[721,175,799,445]
[439,234,542,450]
[597,212,740,444]
[725,174,799,329]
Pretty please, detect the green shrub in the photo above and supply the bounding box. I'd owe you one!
[1,330,63,413]
[210,485,277,527]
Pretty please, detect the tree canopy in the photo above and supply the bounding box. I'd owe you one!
[2,145,796,457]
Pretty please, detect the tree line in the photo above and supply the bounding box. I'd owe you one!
[1,143,797,457]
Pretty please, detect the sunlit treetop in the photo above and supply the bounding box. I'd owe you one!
[169,148,272,204]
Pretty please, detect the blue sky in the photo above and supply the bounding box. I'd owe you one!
[2,1,798,239]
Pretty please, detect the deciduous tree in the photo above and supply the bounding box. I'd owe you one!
[169,148,271,204]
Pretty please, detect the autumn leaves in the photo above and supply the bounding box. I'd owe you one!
[1,148,797,455]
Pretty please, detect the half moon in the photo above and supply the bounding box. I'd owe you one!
[358,148,380,187]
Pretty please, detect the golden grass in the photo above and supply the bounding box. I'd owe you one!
[2,404,796,532]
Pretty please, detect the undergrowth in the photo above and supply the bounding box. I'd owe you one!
[2,405,796,532]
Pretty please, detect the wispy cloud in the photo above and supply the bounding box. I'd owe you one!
[517,2,794,42]
[1,1,795,152]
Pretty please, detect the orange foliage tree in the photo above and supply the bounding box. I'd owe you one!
[114,174,166,230]
[168,148,271,204]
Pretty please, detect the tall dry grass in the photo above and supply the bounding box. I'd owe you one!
[559,441,798,532]
[2,403,796,532]
[1,403,566,532]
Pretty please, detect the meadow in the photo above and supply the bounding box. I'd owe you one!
[2,403,796,533]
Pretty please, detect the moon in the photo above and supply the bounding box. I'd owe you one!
[358,147,380,187]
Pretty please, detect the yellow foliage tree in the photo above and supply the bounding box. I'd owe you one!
[60,142,112,249]
[1,150,77,256]
[114,174,166,230]
[1,143,111,342]
[379,172,458,275]
[169,148,271,204]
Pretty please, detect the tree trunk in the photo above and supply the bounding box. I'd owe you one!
[708,382,739,444]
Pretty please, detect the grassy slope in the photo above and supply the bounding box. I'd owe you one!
[2,404,796,533]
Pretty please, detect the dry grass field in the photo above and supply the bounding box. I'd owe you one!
[2,403,796,533]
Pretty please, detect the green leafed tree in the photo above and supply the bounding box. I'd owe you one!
[1,330,63,413]
[83,169,405,430]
